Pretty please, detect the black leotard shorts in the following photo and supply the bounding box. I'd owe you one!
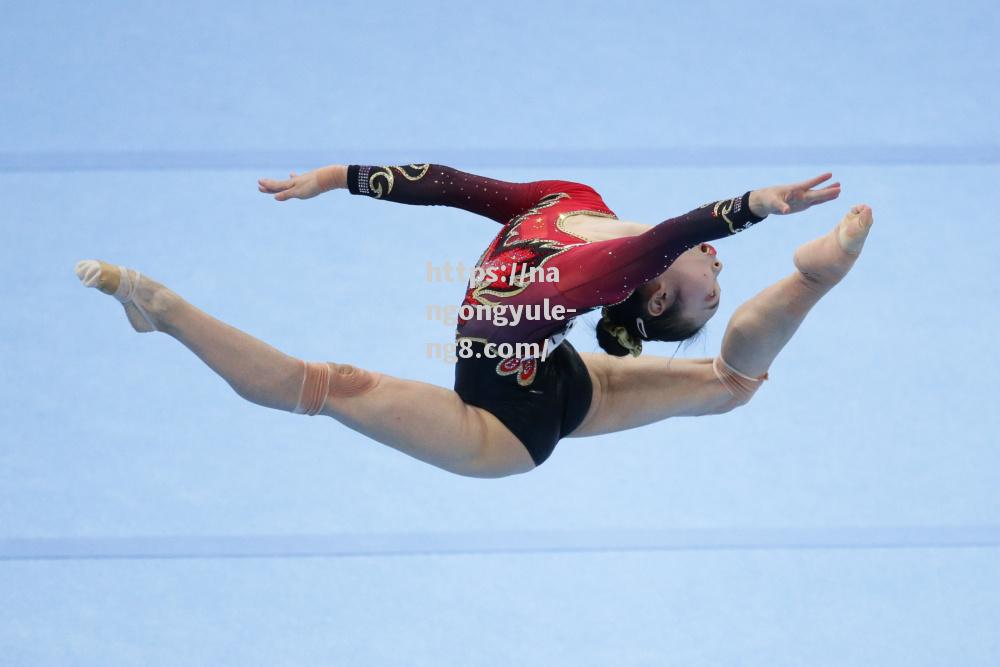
[453,339,593,466]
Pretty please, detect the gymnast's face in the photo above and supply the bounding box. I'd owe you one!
[644,243,723,329]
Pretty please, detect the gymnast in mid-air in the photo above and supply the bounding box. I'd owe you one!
[75,162,872,477]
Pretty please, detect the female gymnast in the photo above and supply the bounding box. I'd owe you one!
[75,163,872,477]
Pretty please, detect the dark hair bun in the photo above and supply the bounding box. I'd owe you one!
[596,320,632,357]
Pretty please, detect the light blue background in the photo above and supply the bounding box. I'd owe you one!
[1,1,998,665]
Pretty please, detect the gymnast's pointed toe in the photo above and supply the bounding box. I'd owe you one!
[75,259,99,285]
[837,204,874,255]
[75,259,120,294]
[74,259,161,333]
[75,259,121,294]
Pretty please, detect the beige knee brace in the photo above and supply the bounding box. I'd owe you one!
[293,361,381,416]
[713,356,768,404]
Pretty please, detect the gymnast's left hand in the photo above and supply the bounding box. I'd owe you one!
[748,173,841,217]
[257,170,325,201]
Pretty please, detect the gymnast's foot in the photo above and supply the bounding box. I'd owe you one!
[74,260,177,332]
[793,204,874,286]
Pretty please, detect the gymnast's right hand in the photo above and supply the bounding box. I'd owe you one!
[258,165,346,201]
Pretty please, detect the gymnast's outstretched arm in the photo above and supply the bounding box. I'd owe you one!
[569,204,874,437]
[258,163,605,224]
[551,173,843,309]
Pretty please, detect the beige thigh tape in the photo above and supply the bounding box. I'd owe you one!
[713,356,768,403]
[293,361,381,416]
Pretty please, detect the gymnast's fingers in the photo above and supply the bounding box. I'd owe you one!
[795,172,833,191]
[274,187,300,201]
[804,183,841,205]
[258,177,293,193]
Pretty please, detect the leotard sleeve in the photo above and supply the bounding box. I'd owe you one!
[549,191,766,308]
[346,163,588,224]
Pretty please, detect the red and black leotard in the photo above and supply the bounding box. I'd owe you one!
[347,163,765,466]
[347,163,764,346]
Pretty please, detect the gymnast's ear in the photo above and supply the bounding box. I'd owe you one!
[644,282,673,318]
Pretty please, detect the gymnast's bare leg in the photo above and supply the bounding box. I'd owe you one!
[73,263,534,478]
[572,204,875,435]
